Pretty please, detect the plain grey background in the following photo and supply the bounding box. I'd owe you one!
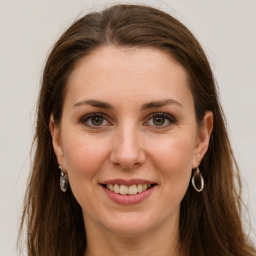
[0,0,255,254]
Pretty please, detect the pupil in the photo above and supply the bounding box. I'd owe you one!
[153,117,164,126]
[92,117,103,126]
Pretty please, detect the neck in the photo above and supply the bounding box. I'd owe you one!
[84,215,183,256]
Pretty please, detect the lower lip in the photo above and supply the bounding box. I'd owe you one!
[102,185,155,205]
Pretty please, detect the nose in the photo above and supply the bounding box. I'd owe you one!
[110,125,146,170]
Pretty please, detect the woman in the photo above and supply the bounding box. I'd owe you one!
[20,4,256,256]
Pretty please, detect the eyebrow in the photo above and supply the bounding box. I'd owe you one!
[141,99,183,109]
[73,98,183,109]
[73,99,114,109]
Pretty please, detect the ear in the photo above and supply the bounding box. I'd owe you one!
[49,114,64,166]
[192,111,213,168]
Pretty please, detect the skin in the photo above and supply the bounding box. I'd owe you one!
[50,46,213,256]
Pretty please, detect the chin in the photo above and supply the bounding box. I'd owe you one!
[106,223,151,237]
[101,211,158,237]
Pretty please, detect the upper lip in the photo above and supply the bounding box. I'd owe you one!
[101,179,157,186]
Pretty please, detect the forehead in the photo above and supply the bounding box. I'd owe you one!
[65,46,193,107]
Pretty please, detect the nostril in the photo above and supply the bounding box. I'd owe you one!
[109,136,146,169]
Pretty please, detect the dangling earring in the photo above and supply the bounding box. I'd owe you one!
[191,167,204,192]
[59,165,69,192]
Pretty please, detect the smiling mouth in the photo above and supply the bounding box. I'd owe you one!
[102,183,156,195]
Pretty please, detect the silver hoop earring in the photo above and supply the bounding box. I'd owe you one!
[59,166,69,192]
[191,167,204,192]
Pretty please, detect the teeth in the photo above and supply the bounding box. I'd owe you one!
[137,184,143,193]
[120,185,128,195]
[106,183,153,195]
[128,184,137,195]
[114,184,120,193]
[107,184,114,192]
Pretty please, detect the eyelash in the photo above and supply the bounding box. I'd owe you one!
[145,112,176,128]
[80,112,176,128]
[80,113,110,128]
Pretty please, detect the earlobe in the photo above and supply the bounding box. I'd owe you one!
[49,114,63,164]
[193,111,213,168]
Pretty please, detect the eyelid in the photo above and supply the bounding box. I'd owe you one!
[79,112,175,129]
[80,112,112,127]
[144,112,176,127]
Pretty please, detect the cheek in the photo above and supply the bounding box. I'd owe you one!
[152,134,195,188]
[61,131,110,182]
[61,132,111,209]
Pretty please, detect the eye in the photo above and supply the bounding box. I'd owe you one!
[145,113,175,128]
[80,113,111,127]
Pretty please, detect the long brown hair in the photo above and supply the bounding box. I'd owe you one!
[19,4,256,256]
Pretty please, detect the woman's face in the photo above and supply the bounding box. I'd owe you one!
[51,46,212,236]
